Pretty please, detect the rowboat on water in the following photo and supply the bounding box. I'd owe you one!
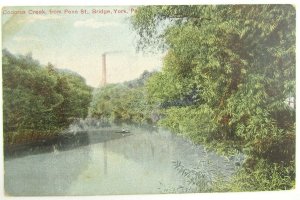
[115,128,130,134]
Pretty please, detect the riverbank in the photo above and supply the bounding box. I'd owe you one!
[4,130,88,160]
[3,124,137,160]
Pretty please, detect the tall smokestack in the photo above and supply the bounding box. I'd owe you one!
[100,51,123,87]
[100,53,106,86]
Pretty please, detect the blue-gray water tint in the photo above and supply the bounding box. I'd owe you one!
[4,120,239,196]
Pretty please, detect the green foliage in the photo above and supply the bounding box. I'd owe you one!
[2,49,93,144]
[220,159,296,191]
[146,51,201,107]
[169,158,295,193]
[89,71,156,124]
[132,5,295,191]
[169,160,222,193]
[159,105,218,143]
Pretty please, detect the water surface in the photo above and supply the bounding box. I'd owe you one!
[4,123,237,196]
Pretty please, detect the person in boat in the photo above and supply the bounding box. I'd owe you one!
[121,128,131,136]
[116,128,129,133]
[122,128,126,136]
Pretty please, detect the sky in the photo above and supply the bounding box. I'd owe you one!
[2,6,164,87]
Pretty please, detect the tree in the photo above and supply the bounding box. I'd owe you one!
[89,71,155,124]
[2,50,93,144]
[131,5,296,191]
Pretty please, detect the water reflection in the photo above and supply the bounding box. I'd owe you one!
[4,120,237,196]
[4,145,91,196]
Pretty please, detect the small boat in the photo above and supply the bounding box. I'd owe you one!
[115,130,130,134]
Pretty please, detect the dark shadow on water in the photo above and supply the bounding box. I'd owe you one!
[4,128,133,160]
[4,117,158,160]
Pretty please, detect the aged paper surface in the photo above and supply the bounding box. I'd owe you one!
[1,2,298,200]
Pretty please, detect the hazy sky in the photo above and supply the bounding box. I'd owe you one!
[2,6,163,87]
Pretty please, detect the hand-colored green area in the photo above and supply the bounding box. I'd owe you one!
[130,5,295,191]
[2,49,93,145]
[89,71,158,124]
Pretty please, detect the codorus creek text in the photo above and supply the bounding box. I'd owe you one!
[2,8,137,15]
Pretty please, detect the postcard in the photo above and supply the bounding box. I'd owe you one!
[1,4,296,197]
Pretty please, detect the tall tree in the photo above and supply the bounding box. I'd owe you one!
[132,5,295,168]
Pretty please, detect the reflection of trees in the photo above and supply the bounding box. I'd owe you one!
[4,124,236,196]
[106,131,174,166]
[4,144,91,196]
[100,126,236,179]
[103,127,227,170]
